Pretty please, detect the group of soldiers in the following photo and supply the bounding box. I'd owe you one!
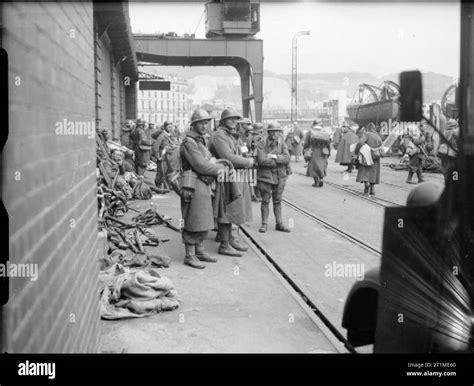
[113,111,460,269]
[330,117,460,194]
[178,108,292,269]
[119,118,180,183]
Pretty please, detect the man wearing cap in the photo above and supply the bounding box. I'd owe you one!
[130,118,152,176]
[256,121,291,233]
[210,108,255,256]
[152,121,174,190]
[180,109,226,269]
[438,118,459,182]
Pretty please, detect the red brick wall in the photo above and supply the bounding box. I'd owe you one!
[2,1,101,353]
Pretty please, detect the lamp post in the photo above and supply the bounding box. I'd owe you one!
[291,30,310,123]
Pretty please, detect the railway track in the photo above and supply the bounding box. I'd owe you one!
[238,196,384,354]
[238,224,358,354]
[294,171,403,208]
[282,198,382,256]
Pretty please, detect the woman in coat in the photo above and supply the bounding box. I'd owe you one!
[335,124,359,173]
[355,125,383,196]
[303,124,331,187]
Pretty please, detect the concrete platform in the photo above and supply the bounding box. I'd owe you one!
[99,180,338,353]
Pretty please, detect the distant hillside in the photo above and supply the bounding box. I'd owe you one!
[140,66,455,109]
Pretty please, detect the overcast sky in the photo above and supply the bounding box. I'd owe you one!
[129,1,460,77]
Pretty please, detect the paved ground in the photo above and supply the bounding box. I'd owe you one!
[99,155,445,354]
[99,176,338,353]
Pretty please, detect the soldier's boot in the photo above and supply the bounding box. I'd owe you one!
[416,169,425,183]
[230,233,248,252]
[274,206,291,232]
[312,177,320,187]
[196,241,217,263]
[364,182,370,194]
[406,171,415,184]
[369,184,375,196]
[259,204,270,233]
[218,224,243,257]
[184,244,205,269]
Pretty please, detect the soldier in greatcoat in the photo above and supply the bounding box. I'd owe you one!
[180,109,226,269]
[210,108,255,257]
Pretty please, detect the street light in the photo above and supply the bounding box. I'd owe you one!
[291,30,310,123]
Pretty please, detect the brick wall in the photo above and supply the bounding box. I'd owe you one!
[2,1,101,353]
[97,31,112,137]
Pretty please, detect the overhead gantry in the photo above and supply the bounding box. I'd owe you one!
[133,35,264,122]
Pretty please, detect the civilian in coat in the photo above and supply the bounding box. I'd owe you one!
[303,123,331,187]
[285,123,304,162]
[355,125,383,196]
[335,123,359,173]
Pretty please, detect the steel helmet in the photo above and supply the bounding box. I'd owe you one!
[190,109,212,125]
[266,121,282,131]
[252,122,264,133]
[238,117,252,125]
[220,108,242,122]
[136,118,146,127]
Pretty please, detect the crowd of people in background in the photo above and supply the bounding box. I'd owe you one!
[108,110,458,268]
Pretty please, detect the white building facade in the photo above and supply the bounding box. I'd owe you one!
[137,77,189,129]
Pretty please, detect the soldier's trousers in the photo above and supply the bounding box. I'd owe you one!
[259,178,287,224]
[155,161,164,186]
